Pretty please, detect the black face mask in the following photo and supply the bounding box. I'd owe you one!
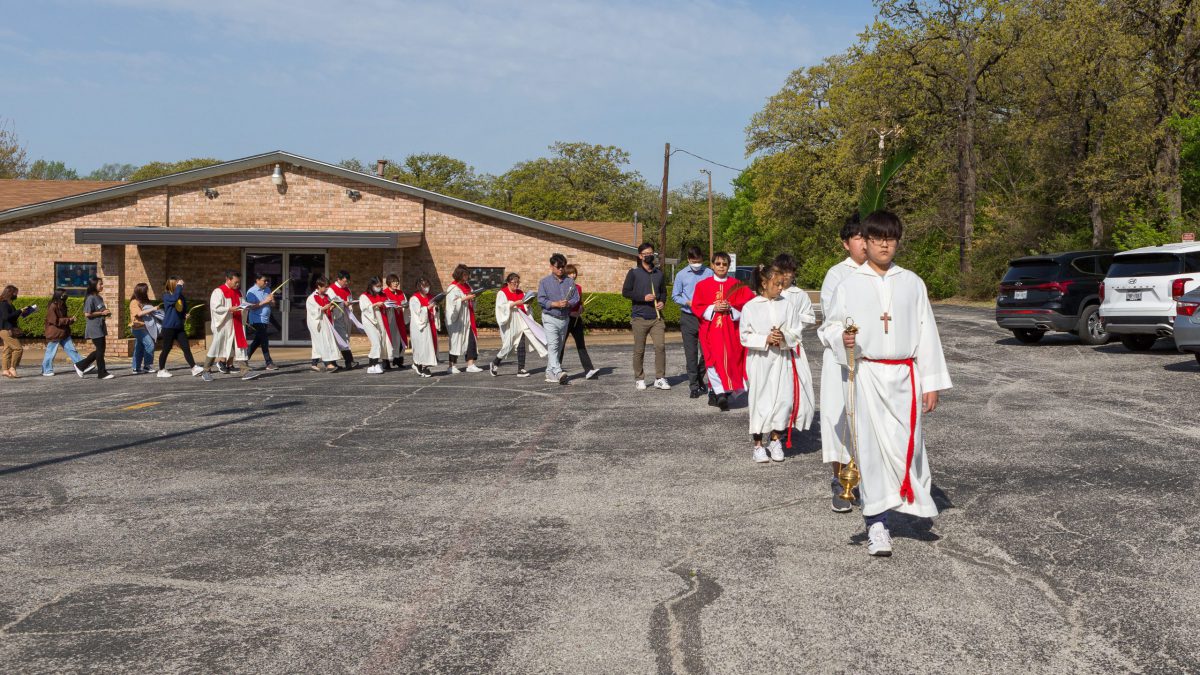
[641,255,655,265]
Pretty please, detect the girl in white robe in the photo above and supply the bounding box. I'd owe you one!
[383,274,408,369]
[740,264,815,464]
[490,273,547,376]
[306,279,340,372]
[359,277,392,375]
[444,264,481,374]
[408,278,439,377]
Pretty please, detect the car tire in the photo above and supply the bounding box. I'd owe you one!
[1195,353,1200,366]
[1012,328,1045,344]
[1076,304,1108,345]
[1118,334,1157,351]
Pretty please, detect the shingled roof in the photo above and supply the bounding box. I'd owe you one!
[0,179,125,212]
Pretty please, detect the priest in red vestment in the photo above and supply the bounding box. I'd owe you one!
[690,252,755,411]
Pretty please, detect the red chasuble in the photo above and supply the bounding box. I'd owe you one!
[218,283,248,349]
[691,276,754,391]
[452,281,478,337]
[382,288,409,345]
[500,286,529,314]
[414,291,438,351]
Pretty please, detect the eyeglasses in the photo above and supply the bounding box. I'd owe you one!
[868,237,898,245]
[712,261,730,267]
[551,264,564,269]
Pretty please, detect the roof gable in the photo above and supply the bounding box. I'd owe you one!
[0,151,636,255]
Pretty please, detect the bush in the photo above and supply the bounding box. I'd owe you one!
[471,289,680,330]
[13,297,86,339]
[898,229,959,300]
[1111,199,1181,251]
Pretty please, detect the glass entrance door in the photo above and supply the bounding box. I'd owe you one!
[244,250,327,345]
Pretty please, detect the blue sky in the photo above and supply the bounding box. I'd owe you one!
[1,0,877,194]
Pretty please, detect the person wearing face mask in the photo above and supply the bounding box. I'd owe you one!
[359,276,392,374]
[306,276,341,372]
[621,243,668,391]
[199,270,259,382]
[408,278,439,377]
[671,246,712,399]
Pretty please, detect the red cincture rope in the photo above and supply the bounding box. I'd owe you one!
[863,357,918,503]
[786,345,800,449]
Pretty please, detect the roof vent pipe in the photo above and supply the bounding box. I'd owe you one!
[376,159,388,178]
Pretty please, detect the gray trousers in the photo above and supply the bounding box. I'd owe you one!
[631,316,666,380]
[678,311,706,389]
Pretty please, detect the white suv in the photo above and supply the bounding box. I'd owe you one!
[1099,242,1200,351]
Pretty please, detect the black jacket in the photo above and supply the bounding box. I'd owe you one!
[621,265,665,321]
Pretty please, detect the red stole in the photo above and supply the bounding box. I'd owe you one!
[414,292,438,351]
[364,291,391,339]
[218,284,247,349]
[313,291,335,326]
[383,288,409,344]
[453,281,477,336]
[329,282,351,305]
[501,286,528,314]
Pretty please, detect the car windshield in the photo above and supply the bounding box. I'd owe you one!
[1002,261,1059,283]
[1107,253,1182,278]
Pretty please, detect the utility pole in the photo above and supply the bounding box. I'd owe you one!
[659,142,670,258]
[700,168,713,261]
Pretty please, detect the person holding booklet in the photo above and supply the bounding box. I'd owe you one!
[445,264,482,374]
[490,272,547,377]
[691,252,754,411]
[382,274,409,370]
[0,285,33,379]
[306,276,341,372]
[818,210,952,557]
[244,273,278,371]
[408,278,439,378]
[200,270,259,382]
[327,270,357,370]
[359,276,392,374]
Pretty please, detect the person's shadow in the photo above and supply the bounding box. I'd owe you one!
[847,483,954,546]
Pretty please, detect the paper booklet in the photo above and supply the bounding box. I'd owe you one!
[384,300,400,308]
[522,291,537,304]
[431,292,447,304]
[19,304,37,317]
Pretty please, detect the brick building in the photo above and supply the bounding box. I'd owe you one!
[0,151,640,350]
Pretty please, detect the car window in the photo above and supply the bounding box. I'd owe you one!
[1107,253,1183,278]
[1002,261,1060,283]
[1186,252,1200,273]
[1097,255,1114,274]
[1070,257,1099,276]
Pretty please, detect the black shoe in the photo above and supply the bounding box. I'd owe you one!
[689,386,702,399]
[708,391,718,407]
[717,394,729,412]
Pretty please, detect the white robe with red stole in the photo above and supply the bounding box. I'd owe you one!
[359,293,392,360]
[306,292,341,363]
[408,293,440,367]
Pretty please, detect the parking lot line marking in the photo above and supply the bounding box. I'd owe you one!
[121,402,162,411]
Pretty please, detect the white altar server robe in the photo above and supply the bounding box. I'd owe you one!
[306,294,341,363]
[739,295,815,436]
[817,257,860,464]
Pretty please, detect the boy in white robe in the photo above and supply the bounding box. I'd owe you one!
[306,276,341,372]
[818,211,952,557]
[408,278,439,378]
[359,276,392,375]
[740,264,815,464]
[201,270,258,382]
[816,216,868,513]
[490,273,548,376]
[326,270,357,370]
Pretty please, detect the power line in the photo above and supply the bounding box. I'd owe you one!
[669,148,746,173]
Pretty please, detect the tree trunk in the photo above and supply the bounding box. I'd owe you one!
[1090,196,1105,248]
[1156,125,1183,224]
[957,88,977,278]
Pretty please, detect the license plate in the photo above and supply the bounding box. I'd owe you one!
[1013,290,1027,300]
[1127,291,1142,301]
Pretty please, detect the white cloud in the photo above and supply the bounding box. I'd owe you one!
[93,0,817,102]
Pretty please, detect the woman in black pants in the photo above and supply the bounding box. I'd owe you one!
[558,264,598,379]
[75,278,114,379]
[157,277,202,377]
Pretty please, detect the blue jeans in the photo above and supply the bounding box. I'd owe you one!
[42,337,84,374]
[542,314,570,378]
[131,328,155,372]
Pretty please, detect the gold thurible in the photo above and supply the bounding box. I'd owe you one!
[837,318,862,503]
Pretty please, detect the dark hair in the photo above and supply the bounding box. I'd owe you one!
[452,264,469,283]
[549,253,567,268]
[256,272,270,282]
[130,282,151,304]
[712,251,731,265]
[366,276,383,292]
[415,277,430,291]
[0,285,16,302]
[772,253,797,274]
[505,272,521,284]
[313,275,329,288]
[563,264,578,276]
[86,278,102,296]
[685,245,703,260]
[337,270,351,281]
[863,210,903,241]
[385,273,401,287]
[637,242,654,254]
[841,212,865,241]
[52,288,68,306]
[224,269,240,280]
[751,263,781,293]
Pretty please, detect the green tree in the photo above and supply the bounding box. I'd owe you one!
[25,159,79,180]
[0,119,27,179]
[85,163,137,181]
[493,142,645,221]
[386,153,490,202]
[128,158,222,182]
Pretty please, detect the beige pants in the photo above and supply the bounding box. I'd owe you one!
[1,330,23,370]
[631,316,665,380]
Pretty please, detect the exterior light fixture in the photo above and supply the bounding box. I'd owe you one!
[204,187,219,199]
[271,164,285,186]
[346,189,361,200]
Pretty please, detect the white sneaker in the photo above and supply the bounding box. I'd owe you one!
[450,366,462,374]
[753,445,769,463]
[412,365,421,375]
[635,380,647,390]
[191,365,204,377]
[74,364,84,378]
[585,369,599,380]
[83,363,96,374]
[100,373,115,380]
[653,378,671,390]
[490,362,500,377]
[465,364,483,373]
[867,522,893,557]
[43,372,55,377]
[157,369,173,378]
[769,439,784,462]
[516,369,530,378]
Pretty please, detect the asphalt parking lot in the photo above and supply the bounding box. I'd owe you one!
[0,305,1196,673]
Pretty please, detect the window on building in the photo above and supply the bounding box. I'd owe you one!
[469,266,506,291]
[55,262,97,296]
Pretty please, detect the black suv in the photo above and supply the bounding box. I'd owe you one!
[995,250,1115,344]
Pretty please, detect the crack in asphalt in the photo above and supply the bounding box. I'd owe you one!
[649,560,724,675]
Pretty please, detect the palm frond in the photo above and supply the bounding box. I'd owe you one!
[859,145,915,218]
